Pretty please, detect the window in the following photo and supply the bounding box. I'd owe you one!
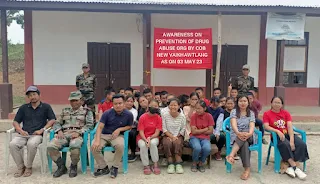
[283,32,309,87]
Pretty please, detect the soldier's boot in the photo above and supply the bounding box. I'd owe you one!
[69,164,78,178]
[53,157,67,178]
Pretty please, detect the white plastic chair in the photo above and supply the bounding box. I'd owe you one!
[4,127,50,175]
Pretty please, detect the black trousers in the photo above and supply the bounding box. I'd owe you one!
[128,128,138,154]
[277,134,309,162]
[210,134,226,151]
[255,118,264,136]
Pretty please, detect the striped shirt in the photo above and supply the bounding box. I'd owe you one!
[162,111,186,137]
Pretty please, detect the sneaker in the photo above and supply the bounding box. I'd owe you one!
[110,166,118,178]
[175,164,184,174]
[167,164,175,174]
[285,167,296,178]
[262,138,269,145]
[93,166,110,177]
[143,166,152,175]
[128,154,137,163]
[295,168,307,180]
[214,152,222,161]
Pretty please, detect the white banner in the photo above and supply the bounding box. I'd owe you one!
[265,13,306,40]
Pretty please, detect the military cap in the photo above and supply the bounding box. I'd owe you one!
[68,91,82,101]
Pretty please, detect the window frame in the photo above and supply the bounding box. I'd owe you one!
[283,32,309,88]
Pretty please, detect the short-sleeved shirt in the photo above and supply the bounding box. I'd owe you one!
[98,101,113,113]
[136,113,162,142]
[229,109,255,144]
[162,111,186,137]
[189,112,214,140]
[263,109,292,134]
[100,109,133,134]
[14,102,56,135]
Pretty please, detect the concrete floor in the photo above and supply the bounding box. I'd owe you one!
[1,133,318,184]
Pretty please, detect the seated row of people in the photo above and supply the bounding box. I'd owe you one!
[9,85,309,181]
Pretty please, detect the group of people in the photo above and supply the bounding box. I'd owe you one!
[8,63,309,181]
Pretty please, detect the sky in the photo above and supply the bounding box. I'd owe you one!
[8,20,24,44]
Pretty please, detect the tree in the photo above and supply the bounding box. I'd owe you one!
[3,10,24,28]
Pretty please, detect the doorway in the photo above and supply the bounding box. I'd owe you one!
[87,42,131,103]
[206,45,248,97]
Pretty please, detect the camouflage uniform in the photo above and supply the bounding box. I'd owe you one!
[76,63,97,113]
[47,91,94,165]
[233,75,254,96]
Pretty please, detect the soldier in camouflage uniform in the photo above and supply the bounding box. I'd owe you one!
[76,63,97,115]
[47,91,94,178]
[233,64,255,96]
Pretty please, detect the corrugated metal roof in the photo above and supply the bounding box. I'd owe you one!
[7,0,320,8]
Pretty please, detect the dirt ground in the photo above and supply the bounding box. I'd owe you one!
[0,134,318,184]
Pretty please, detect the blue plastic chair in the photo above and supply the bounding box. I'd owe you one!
[89,122,129,174]
[222,117,262,173]
[265,127,307,173]
[48,130,89,174]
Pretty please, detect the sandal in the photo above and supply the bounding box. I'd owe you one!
[191,164,198,172]
[143,166,152,175]
[226,155,235,165]
[23,167,32,177]
[240,170,250,180]
[151,165,161,175]
[198,164,205,173]
[14,166,25,178]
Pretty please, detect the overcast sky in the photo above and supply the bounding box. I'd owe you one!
[8,20,24,44]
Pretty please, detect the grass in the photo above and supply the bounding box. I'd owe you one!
[0,43,24,61]
[13,96,25,107]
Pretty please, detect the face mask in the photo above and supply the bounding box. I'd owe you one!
[148,107,159,114]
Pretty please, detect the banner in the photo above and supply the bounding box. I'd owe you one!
[153,28,213,69]
[265,13,306,40]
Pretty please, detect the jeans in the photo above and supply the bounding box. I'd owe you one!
[189,137,211,163]
[255,118,264,136]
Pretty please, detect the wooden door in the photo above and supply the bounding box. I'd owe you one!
[227,46,248,90]
[212,45,248,95]
[109,43,131,92]
[88,42,110,103]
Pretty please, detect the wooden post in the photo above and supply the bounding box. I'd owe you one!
[214,12,222,89]
[274,40,285,101]
[1,9,8,83]
[142,13,151,87]
[0,9,13,118]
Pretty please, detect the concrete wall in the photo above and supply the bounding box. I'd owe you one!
[32,11,143,86]
[151,14,261,87]
[32,12,261,87]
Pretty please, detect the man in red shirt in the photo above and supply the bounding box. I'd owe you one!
[98,89,115,120]
[195,87,210,106]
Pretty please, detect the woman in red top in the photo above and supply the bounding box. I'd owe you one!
[263,96,309,180]
[189,100,214,173]
[137,100,162,175]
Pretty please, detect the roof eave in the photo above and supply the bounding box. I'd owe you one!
[0,1,320,15]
